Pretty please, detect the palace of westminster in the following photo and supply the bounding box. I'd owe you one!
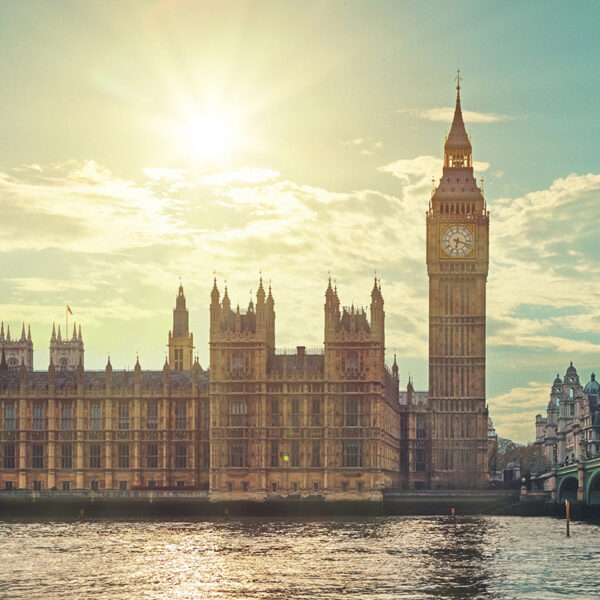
[0,82,493,499]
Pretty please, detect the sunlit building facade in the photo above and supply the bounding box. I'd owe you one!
[0,281,407,499]
[534,362,600,468]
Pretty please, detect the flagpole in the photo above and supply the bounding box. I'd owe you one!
[66,306,68,338]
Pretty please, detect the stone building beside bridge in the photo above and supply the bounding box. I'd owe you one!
[533,362,600,504]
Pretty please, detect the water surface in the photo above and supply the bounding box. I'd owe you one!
[1,516,598,599]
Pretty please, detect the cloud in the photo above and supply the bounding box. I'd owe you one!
[341,138,383,156]
[488,382,550,443]
[199,167,280,186]
[401,107,516,123]
[1,158,600,444]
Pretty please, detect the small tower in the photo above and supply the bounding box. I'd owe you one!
[209,277,274,380]
[168,282,194,371]
[0,321,34,370]
[49,322,84,370]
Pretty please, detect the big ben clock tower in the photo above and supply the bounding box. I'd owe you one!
[427,73,489,487]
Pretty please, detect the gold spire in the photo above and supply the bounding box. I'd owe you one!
[444,70,472,168]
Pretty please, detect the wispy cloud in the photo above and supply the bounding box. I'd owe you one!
[400,107,517,123]
[488,381,550,443]
[1,159,599,444]
[341,138,383,156]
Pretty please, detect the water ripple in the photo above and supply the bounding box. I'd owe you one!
[0,516,599,599]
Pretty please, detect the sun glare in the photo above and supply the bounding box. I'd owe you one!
[182,112,234,162]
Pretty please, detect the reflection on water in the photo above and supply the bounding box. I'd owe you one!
[1,516,599,599]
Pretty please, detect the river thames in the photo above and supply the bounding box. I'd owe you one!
[1,516,598,599]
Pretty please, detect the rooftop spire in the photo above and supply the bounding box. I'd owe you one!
[444,69,472,167]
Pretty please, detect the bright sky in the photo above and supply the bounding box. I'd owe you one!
[1,1,599,443]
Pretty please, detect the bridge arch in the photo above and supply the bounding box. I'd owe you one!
[586,471,600,505]
[558,475,578,503]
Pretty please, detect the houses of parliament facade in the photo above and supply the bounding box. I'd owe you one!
[0,82,490,498]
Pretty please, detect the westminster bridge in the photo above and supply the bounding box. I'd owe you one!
[534,457,600,505]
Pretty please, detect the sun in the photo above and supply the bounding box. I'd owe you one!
[182,112,234,162]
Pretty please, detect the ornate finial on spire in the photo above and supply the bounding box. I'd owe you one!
[455,68,462,92]
[27,324,32,342]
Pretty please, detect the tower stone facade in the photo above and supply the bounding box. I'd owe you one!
[168,283,194,371]
[49,323,84,370]
[426,78,489,487]
[0,323,33,370]
[208,276,401,499]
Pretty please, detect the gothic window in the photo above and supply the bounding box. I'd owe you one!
[175,402,187,430]
[270,440,279,467]
[290,440,300,467]
[3,443,15,469]
[311,398,322,427]
[270,398,279,427]
[290,398,300,427]
[202,402,209,429]
[228,440,248,467]
[61,443,72,469]
[174,348,183,371]
[118,443,129,468]
[345,351,359,374]
[343,397,360,427]
[202,442,210,469]
[118,402,130,430]
[342,441,363,467]
[232,353,244,374]
[229,399,248,427]
[33,404,44,430]
[311,440,321,467]
[61,402,73,431]
[32,443,44,469]
[89,443,101,469]
[3,403,15,430]
[416,416,425,439]
[175,443,187,468]
[147,402,158,430]
[416,449,426,472]
[146,443,158,469]
[7,358,17,370]
[89,403,101,431]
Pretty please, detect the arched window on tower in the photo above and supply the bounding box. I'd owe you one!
[345,351,358,376]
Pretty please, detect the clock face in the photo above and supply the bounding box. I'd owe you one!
[441,225,474,258]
